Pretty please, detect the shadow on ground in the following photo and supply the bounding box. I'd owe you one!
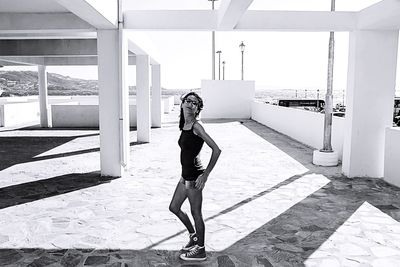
[0,133,142,172]
[0,171,119,210]
[1,121,400,266]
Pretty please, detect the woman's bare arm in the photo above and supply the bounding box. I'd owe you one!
[193,122,221,189]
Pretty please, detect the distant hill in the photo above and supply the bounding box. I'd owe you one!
[0,71,98,96]
[0,71,199,97]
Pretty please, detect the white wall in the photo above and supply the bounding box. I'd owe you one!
[174,95,182,105]
[163,96,175,113]
[384,127,400,187]
[342,30,399,178]
[0,102,40,127]
[201,80,255,119]
[0,97,28,103]
[251,101,345,159]
[51,104,138,128]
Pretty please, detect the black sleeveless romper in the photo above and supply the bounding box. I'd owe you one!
[178,123,205,181]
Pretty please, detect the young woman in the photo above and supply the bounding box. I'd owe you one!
[169,92,221,261]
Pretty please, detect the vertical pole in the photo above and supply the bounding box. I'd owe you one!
[218,52,221,80]
[222,61,225,80]
[342,89,345,106]
[211,0,215,80]
[151,64,162,128]
[98,29,128,177]
[137,55,151,143]
[322,0,335,152]
[241,51,244,80]
[38,65,50,128]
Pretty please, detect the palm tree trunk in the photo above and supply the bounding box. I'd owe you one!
[322,0,335,152]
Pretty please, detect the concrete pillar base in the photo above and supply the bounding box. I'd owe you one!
[313,150,339,167]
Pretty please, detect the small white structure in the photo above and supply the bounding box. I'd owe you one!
[384,127,400,187]
[0,102,40,127]
[201,80,255,119]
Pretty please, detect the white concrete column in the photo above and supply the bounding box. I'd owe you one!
[342,30,399,178]
[38,65,51,127]
[97,29,130,177]
[151,64,162,128]
[136,55,151,142]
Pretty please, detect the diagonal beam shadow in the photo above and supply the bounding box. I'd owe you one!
[1,178,399,266]
[0,171,119,210]
[240,119,342,178]
[0,138,142,172]
[143,120,400,265]
[31,141,144,162]
[0,133,100,172]
[216,178,400,266]
[145,171,311,250]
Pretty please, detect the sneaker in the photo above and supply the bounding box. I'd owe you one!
[181,233,198,251]
[180,245,206,261]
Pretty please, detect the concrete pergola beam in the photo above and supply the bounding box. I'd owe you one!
[0,38,159,65]
[358,0,400,29]
[0,57,45,66]
[0,39,97,57]
[0,56,137,66]
[124,10,218,30]
[218,0,254,30]
[236,11,357,31]
[123,10,357,31]
[0,13,94,34]
[0,32,97,40]
[53,0,118,29]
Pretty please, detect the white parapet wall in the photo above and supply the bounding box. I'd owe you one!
[384,127,400,187]
[174,95,182,105]
[163,96,175,113]
[0,97,29,103]
[251,101,345,159]
[51,104,138,128]
[0,102,40,127]
[201,80,255,119]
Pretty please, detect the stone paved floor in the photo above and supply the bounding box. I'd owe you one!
[1,107,400,266]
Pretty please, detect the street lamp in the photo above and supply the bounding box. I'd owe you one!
[239,41,245,80]
[216,50,222,80]
[222,61,226,80]
[208,0,218,80]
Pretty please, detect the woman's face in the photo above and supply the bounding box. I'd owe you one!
[182,95,199,116]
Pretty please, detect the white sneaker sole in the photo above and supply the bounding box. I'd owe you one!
[179,254,206,261]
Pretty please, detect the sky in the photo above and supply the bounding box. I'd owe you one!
[3,0,400,93]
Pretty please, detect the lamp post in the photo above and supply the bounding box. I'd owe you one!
[208,0,218,80]
[216,50,222,80]
[222,61,226,80]
[239,41,245,80]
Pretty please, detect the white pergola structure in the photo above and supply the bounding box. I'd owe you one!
[0,0,399,179]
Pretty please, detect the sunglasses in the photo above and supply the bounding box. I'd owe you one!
[184,99,199,106]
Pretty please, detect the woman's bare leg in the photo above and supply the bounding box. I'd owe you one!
[187,188,205,246]
[169,181,195,234]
